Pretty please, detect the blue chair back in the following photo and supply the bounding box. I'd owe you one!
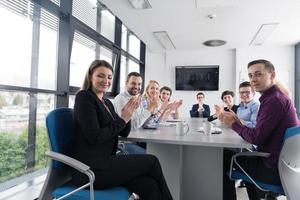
[278,126,300,200]
[40,108,132,200]
[46,107,75,168]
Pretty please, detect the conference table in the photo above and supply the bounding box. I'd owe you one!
[125,118,252,200]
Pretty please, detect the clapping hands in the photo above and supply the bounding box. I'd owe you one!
[213,105,240,126]
[147,95,160,113]
[160,99,183,121]
[121,95,141,123]
[214,105,224,118]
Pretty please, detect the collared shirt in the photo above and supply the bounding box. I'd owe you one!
[113,91,151,130]
[232,85,300,168]
[237,100,260,128]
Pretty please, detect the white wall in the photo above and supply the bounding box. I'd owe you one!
[146,48,236,117]
[145,46,295,118]
[145,51,166,85]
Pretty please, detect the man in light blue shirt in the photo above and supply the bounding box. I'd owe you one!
[237,81,260,128]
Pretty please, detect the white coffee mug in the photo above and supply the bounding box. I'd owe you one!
[176,122,189,136]
[203,121,213,135]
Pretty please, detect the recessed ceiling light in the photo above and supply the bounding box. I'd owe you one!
[250,23,279,46]
[153,31,176,50]
[203,40,226,47]
[128,0,152,9]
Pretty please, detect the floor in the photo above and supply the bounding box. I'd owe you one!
[0,176,287,200]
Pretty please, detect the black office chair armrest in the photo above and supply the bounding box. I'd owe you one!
[229,151,271,192]
[233,151,270,158]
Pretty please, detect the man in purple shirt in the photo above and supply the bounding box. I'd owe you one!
[221,59,299,200]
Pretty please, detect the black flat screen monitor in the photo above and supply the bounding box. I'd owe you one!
[175,66,219,91]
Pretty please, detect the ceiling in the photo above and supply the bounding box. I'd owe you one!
[101,0,300,52]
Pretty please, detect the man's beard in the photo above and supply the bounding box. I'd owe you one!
[128,88,140,96]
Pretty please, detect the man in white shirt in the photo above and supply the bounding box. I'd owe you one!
[114,72,157,130]
[114,72,158,154]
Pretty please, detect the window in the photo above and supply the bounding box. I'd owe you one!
[35,94,54,170]
[68,95,76,109]
[0,91,29,184]
[120,56,140,92]
[70,32,96,88]
[129,33,140,59]
[100,9,115,42]
[121,25,128,51]
[72,0,115,42]
[0,3,58,90]
[70,31,117,92]
[72,0,97,31]
[0,0,146,192]
[121,25,140,59]
[38,10,58,90]
[0,1,58,190]
[0,3,33,87]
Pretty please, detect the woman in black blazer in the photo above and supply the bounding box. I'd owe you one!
[190,92,211,118]
[207,90,239,122]
[71,60,173,200]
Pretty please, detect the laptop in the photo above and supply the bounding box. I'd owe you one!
[142,114,160,129]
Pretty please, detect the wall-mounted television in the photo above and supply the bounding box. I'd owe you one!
[175,65,219,91]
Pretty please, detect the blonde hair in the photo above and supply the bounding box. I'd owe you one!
[143,80,159,98]
[275,80,291,98]
[82,60,113,91]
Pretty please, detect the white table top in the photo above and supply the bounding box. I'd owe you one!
[125,118,252,149]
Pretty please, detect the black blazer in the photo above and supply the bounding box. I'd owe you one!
[190,104,211,118]
[72,90,131,169]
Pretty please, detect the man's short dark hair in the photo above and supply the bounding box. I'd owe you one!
[247,59,275,72]
[126,72,142,82]
[221,90,234,100]
[197,92,205,98]
[239,81,251,89]
[160,86,172,96]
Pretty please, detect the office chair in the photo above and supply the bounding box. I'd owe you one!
[228,127,300,199]
[278,126,300,200]
[39,108,133,200]
[229,151,284,199]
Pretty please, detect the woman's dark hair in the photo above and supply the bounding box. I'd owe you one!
[160,86,172,96]
[82,60,113,91]
[196,92,205,98]
[221,90,234,100]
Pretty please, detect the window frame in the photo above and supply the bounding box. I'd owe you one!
[0,0,146,190]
